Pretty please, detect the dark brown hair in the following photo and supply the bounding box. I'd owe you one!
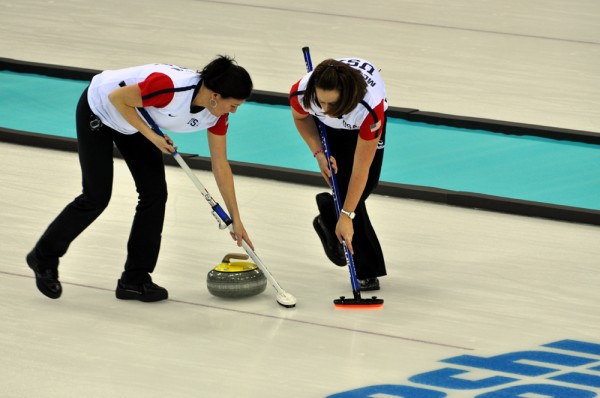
[302,59,367,117]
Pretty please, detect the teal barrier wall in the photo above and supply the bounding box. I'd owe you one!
[1,70,599,212]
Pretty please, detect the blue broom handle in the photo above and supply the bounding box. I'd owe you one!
[301,47,361,296]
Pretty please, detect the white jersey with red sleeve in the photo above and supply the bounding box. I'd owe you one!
[289,57,387,140]
[87,64,228,136]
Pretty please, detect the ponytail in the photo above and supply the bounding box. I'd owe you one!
[200,55,253,99]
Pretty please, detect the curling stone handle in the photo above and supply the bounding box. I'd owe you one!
[222,253,250,263]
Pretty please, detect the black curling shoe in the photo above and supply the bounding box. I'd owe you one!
[313,216,346,266]
[358,278,380,291]
[26,251,62,299]
[116,280,168,302]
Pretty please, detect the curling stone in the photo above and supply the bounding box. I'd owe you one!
[207,253,267,298]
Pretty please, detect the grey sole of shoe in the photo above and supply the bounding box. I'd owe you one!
[116,289,168,303]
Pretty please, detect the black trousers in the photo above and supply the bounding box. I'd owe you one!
[316,115,387,279]
[33,88,167,284]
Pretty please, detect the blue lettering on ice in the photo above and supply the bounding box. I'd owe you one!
[475,384,597,398]
[409,367,516,389]
[327,340,600,398]
[327,385,447,398]
[441,350,595,376]
[545,339,600,356]
[552,372,600,388]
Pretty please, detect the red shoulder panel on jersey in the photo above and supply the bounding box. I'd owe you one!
[359,99,386,140]
[289,80,308,115]
[138,72,175,108]
[208,113,229,135]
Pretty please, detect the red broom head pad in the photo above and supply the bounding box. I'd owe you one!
[333,296,384,309]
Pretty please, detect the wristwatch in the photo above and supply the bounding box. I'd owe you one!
[340,209,356,220]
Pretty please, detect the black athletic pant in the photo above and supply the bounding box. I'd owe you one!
[316,115,387,279]
[33,88,167,284]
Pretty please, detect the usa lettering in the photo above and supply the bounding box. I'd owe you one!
[342,59,375,75]
[328,340,600,397]
[342,120,358,129]
[341,59,377,87]
[166,64,185,72]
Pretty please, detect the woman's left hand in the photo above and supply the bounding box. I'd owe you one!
[230,221,254,250]
[316,153,338,187]
[335,217,354,255]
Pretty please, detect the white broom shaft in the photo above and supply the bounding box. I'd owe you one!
[239,239,286,293]
[173,153,211,200]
